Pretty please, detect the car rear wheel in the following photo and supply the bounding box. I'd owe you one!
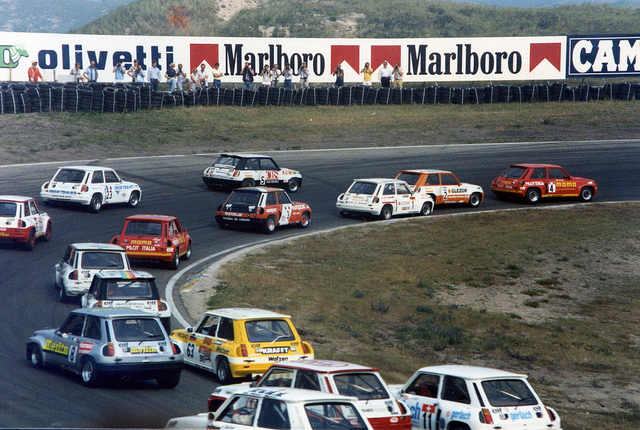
[168,251,179,270]
[29,344,44,368]
[43,221,52,242]
[89,194,102,213]
[420,202,432,216]
[216,358,232,385]
[263,216,277,234]
[157,373,180,389]
[580,186,594,202]
[299,211,310,228]
[59,285,70,303]
[81,358,100,387]
[379,205,393,220]
[23,229,35,251]
[241,179,255,188]
[525,188,541,204]
[468,193,482,207]
[128,191,140,208]
[287,178,299,193]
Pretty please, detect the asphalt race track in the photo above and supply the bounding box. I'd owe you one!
[1,140,638,428]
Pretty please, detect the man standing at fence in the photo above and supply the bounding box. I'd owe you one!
[379,60,393,88]
[28,61,44,82]
[212,63,223,88]
[148,60,162,92]
[298,62,309,88]
[83,61,98,82]
[242,62,256,90]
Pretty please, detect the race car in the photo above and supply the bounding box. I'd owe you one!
[389,365,561,430]
[396,169,484,207]
[491,163,597,204]
[336,179,434,220]
[170,308,314,384]
[208,360,412,430]
[54,243,131,302]
[203,153,303,192]
[111,214,192,270]
[40,165,141,213]
[0,195,52,250]
[166,388,374,430]
[26,308,183,388]
[215,187,311,234]
[81,270,172,331]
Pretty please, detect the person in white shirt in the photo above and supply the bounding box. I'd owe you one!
[378,60,393,88]
[197,63,208,87]
[298,62,309,88]
[260,65,272,86]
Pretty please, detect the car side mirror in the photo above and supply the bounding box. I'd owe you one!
[250,381,257,388]
[186,327,193,333]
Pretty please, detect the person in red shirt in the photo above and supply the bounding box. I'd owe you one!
[28,61,44,82]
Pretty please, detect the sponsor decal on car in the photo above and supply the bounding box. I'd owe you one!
[130,346,158,354]
[43,339,69,356]
[259,347,290,354]
[79,342,94,354]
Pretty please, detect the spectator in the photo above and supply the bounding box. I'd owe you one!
[127,59,139,82]
[197,63,208,87]
[332,65,344,87]
[360,62,373,86]
[176,64,187,91]
[212,62,223,88]
[241,62,256,90]
[70,62,84,82]
[165,63,177,92]
[260,65,272,86]
[28,61,44,82]
[298,62,309,89]
[83,60,98,82]
[282,64,293,89]
[133,64,145,83]
[393,62,404,88]
[148,60,161,92]
[113,61,127,82]
[379,60,393,87]
[271,64,281,87]
[189,68,201,90]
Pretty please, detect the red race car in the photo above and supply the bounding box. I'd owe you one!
[491,164,597,204]
[215,187,311,234]
[111,214,192,270]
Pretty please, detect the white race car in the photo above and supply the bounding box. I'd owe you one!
[0,195,52,250]
[389,365,562,430]
[336,178,434,220]
[203,153,303,192]
[41,166,141,212]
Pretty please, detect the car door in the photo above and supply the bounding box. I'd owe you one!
[172,219,187,255]
[55,246,75,287]
[276,191,292,225]
[46,313,85,369]
[440,173,465,203]
[27,199,45,236]
[395,183,414,213]
[547,167,574,196]
[400,372,441,430]
[260,158,280,186]
[187,314,232,371]
[104,170,126,204]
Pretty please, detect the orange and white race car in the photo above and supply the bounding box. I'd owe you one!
[491,163,597,204]
[396,170,484,207]
[215,187,311,234]
[0,195,52,250]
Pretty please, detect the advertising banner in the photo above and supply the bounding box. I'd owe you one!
[0,32,566,84]
[567,34,640,78]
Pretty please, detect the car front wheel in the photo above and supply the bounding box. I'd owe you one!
[128,191,140,208]
[580,187,594,202]
[43,221,52,241]
[29,344,44,368]
[299,211,310,228]
[168,251,179,270]
[286,178,299,192]
[420,202,432,216]
[23,229,35,251]
[216,358,233,385]
[469,193,482,207]
[182,241,192,260]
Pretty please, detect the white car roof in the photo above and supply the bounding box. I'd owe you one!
[0,195,34,203]
[353,178,407,184]
[57,166,114,172]
[206,308,291,320]
[400,169,453,175]
[94,269,154,280]
[70,243,126,252]
[416,365,527,380]
[268,359,377,374]
[220,153,273,159]
[232,387,359,404]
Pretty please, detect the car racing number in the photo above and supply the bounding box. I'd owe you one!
[548,182,556,193]
[280,204,292,224]
[68,345,77,364]
[104,186,113,202]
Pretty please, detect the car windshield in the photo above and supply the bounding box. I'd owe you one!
[112,318,164,342]
[245,319,295,343]
[396,173,420,185]
[334,373,389,400]
[227,190,261,206]
[501,167,526,179]
[481,379,538,407]
[53,169,86,183]
[0,202,17,217]
[81,252,125,269]
[214,156,241,168]
[124,221,163,237]
[305,403,368,430]
[105,280,156,299]
[348,182,378,195]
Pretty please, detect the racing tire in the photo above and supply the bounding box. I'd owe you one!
[161,317,171,333]
[216,219,229,229]
[216,358,233,385]
[580,186,594,202]
[80,357,100,388]
[468,193,482,208]
[89,194,102,213]
[286,178,300,193]
[29,344,44,369]
[420,202,433,216]
[299,211,310,228]
[23,229,35,251]
[59,285,70,303]
[339,210,349,218]
[42,221,52,242]
[182,241,192,260]
[157,373,181,389]
[128,191,140,208]
[168,251,180,270]
[379,205,393,220]
[263,215,277,234]
[525,188,541,204]
[241,179,255,188]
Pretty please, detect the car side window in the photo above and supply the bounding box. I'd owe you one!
[217,317,234,341]
[441,174,458,186]
[92,171,104,184]
[83,316,102,340]
[396,184,411,195]
[383,184,395,195]
[61,314,85,337]
[104,171,120,183]
[219,396,258,426]
[276,192,292,205]
[167,222,175,236]
[246,158,260,170]
[260,158,278,170]
[294,370,321,391]
[197,315,220,336]
[266,192,277,206]
[257,398,290,430]
[548,168,569,180]
[29,200,39,215]
[531,168,546,180]
[442,375,471,404]
[425,174,440,186]
[407,373,440,398]
[23,202,31,217]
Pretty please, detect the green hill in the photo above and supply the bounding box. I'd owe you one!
[73,0,640,37]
